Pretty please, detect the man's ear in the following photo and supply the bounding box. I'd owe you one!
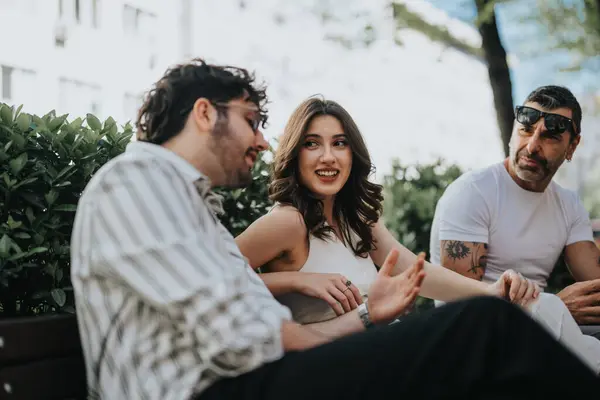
[190,98,216,134]
[567,134,581,161]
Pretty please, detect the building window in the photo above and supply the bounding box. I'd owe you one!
[91,0,99,28]
[123,4,156,37]
[58,0,98,28]
[0,65,36,108]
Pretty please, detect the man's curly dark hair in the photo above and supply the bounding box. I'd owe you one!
[136,58,269,144]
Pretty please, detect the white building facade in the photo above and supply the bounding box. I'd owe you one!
[0,0,185,123]
[0,0,507,174]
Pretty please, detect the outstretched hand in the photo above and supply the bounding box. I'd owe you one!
[367,249,426,324]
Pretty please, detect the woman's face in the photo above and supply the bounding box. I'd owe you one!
[298,115,353,198]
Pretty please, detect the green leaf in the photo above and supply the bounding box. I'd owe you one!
[13,232,31,239]
[14,104,23,118]
[13,176,38,189]
[7,246,47,261]
[53,180,71,188]
[69,117,83,130]
[9,153,28,175]
[4,140,13,152]
[0,234,10,258]
[44,190,59,206]
[86,113,102,131]
[32,115,46,129]
[55,164,76,181]
[15,113,31,132]
[51,288,67,307]
[48,114,68,132]
[56,268,63,283]
[0,104,13,124]
[103,116,116,130]
[6,215,22,229]
[25,207,35,223]
[53,204,77,212]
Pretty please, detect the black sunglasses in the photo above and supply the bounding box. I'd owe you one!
[515,105,576,135]
[179,101,262,132]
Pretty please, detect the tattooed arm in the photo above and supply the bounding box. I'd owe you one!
[440,240,488,281]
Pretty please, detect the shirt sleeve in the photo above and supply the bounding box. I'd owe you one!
[437,180,491,244]
[566,193,594,246]
[88,157,291,376]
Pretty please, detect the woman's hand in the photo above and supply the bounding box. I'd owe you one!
[367,250,426,324]
[488,269,541,307]
[294,272,363,316]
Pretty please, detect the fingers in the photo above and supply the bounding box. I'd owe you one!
[329,284,352,313]
[379,248,400,276]
[323,293,345,316]
[334,280,359,310]
[507,270,521,302]
[349,283,363,305]
[515,273,528,302]
[520,279,537,307]
[577,306,600,325]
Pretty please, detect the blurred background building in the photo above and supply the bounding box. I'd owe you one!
[0,0,505,179]
[0,0,597,187]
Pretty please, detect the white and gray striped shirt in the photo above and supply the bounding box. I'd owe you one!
[71,141,291,400]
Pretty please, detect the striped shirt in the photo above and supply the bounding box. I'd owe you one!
[70,141,291,400]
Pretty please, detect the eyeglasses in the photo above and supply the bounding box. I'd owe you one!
[180,101,262,132]
[515,105,576,135]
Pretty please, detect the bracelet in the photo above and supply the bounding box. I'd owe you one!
[357,300,374,329]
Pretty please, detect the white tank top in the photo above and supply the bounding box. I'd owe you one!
[276,229,378,324]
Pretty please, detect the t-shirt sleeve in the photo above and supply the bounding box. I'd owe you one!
[566,193,594,245]
[437,181,491,244]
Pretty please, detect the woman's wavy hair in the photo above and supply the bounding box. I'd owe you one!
[269,97,383,257]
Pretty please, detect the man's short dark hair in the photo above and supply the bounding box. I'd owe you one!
[136,58,268,144]
[524,85,582,137]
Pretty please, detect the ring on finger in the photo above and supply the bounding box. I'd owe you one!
[345,280,352,287]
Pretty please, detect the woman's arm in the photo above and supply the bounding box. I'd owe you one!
[236,208,363,311]
[369,220,493,302]
[236,206,306,270]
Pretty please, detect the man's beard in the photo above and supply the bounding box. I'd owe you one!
[510,146,557,182]
[210,117,254,189]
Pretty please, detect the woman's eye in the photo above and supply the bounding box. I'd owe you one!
[334,140,348,147]
[303,141,318,148]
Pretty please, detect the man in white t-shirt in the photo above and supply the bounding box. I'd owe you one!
[430,85,600,327]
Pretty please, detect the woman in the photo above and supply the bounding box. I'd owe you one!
[236,96,537,320]
[235,97,599,372]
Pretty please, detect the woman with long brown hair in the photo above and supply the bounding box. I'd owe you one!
[235,96,539,325]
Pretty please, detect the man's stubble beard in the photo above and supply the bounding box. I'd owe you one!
[210,117,253,189]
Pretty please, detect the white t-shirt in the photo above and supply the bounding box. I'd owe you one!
[430,162,594,291]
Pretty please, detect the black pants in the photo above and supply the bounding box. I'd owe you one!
[200,297,599,399]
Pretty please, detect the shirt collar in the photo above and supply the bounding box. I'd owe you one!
[125,141,224,215]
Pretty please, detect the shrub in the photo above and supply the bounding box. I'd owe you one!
[382,158,463,311]
[0,103,133,317]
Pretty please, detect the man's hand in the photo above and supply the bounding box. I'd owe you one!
[367,249,426,324]
[488,269,540,307]
[557,279,600,325]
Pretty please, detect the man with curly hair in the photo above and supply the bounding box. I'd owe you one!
[70,60,599,399]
